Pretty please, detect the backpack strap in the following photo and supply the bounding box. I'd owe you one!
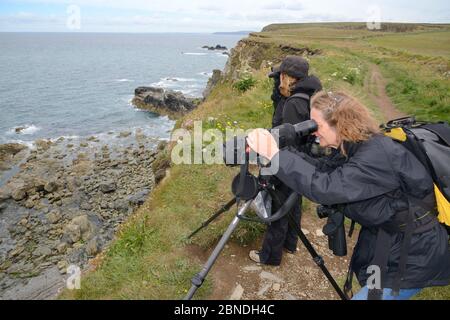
[390,197,415,297]
[287,93,310,103]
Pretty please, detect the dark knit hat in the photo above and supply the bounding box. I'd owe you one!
[279,55,309,79]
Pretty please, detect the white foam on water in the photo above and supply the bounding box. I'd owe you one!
[8,139,36,149]
[7,124,41,136]
[198,72,213,77]
[150,76,204,92]
[182,52,207,56]
[116,79,134,82]
[49,135,80,143]
[165,77,199,82]
[151,79,177,88]
[180,89,196,95]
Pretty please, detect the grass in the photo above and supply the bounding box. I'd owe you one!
[62,23,450,300]
[368,31,450,58]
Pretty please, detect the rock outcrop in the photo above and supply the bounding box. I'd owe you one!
[202,45,228,51]
[203,69,223,99]
[223,38,321,81]
[0,143,28,171]
[132,87,199,119]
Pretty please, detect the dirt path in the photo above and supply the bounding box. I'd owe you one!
[189,207,357,301]
[365,64,406,121]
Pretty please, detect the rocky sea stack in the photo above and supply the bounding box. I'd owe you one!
[132,87,200,119]
[202,44,228,51]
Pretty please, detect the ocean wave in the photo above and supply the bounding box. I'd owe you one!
[198,72,213,77]
[7,124,41,136]
[151,77,203,90]
[165,77,199,82]
[116,79,134,82]
[182,52,207,56]
[180,89,196,95]
[151,80,174,88]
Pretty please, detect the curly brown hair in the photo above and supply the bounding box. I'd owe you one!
[311,91,380,153]
[279,73,298,97]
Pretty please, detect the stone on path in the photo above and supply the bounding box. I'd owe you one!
[229,284,244,300]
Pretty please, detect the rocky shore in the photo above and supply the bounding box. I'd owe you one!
[0,131,170,299]
[0,61,225,299]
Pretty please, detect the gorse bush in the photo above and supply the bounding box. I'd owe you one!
[233,75,257,93]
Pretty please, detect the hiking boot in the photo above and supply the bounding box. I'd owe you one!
[249,250,262,263]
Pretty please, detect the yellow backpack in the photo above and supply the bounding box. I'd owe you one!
[382,117,450,230]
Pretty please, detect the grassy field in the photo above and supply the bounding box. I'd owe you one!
[368,31,450,58]
[61,23,450,300]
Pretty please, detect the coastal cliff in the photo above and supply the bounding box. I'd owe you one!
[3,22,448,300]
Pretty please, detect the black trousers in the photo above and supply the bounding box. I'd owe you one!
[259,185,302,266]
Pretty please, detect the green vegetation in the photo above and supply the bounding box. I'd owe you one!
[233,75,258,93]
[368,31,450,58]
[62,23,450,300]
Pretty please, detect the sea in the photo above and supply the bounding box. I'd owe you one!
[0,32,243,147]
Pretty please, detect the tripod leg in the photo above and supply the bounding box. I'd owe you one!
[184,201,252,300]
[287,214,348,300]
[187,198,237,239]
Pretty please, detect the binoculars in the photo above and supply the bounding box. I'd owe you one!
[317,205,347,257]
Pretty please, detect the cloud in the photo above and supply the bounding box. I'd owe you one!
[0,11,61,26]
[262,0,304,11]
[1,0,449,32]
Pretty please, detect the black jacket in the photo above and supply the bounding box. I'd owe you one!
[275,135,450,289]
[272,75,322,128]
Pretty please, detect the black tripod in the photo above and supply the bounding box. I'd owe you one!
[184,194,348,300]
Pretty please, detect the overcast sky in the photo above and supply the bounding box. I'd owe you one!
[0,0,449,32]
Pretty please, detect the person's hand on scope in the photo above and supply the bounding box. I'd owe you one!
[247,128,279,161]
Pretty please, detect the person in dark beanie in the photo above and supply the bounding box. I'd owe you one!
[249,56,322,266]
